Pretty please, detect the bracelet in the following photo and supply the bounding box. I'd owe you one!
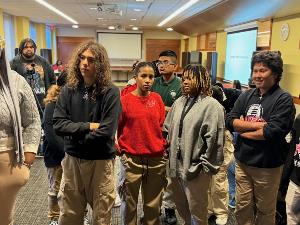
[23,162,32,169]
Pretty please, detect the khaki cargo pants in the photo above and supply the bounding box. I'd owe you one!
[58,154,115,225]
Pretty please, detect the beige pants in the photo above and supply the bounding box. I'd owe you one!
[47,165,63,219]
[120,153,166,225]
[208,130,234,219]
[285,181,300,225]
[171,169,211,225]
[235,160,283,225]
[58,154,115,225]
[0,151,30,225]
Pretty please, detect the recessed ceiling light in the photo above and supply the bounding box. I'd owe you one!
[72,24,79,28]
[166,27,173,31]
[97,17,103,20]
[35,0,78,24]
[130,18,137,21]
[90,7,97,10]
[108,26,115,30]
[133,9,142,12]
[132,27,139,30]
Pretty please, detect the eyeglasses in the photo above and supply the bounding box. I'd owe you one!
[156,60,176,67]
[79,54,96,64]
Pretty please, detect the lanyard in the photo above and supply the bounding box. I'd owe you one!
[178,97,197,139]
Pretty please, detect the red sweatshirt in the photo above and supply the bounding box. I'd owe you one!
[118,92,166,157]
[121,84,137,97]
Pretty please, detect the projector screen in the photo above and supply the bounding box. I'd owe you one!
[224,28,257,84]
[97,32,142,60]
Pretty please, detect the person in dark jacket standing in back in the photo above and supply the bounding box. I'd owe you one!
[10,38,56,112]
[53,41,121,225]
[42,72,66,225]
[226,51,295,225]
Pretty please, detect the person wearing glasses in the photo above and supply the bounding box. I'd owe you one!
[151,50,181,224]
[226,51,295,225]
[152,50,182,113]
[53,41,121,225]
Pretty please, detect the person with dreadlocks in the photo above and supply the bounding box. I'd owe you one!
[53,41,121,225]
[163,64,224,225]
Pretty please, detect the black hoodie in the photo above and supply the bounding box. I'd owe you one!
[53,84,121,160]
[226,84,295,168]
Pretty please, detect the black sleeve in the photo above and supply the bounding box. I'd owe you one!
[10,58,17,71]
[263,93,295,141]
[44,60,56,86]
[84,86,121,144]
[225,92,246,132]
[53,86,90,136]
[42,102,64,151]
[279,115,300,195]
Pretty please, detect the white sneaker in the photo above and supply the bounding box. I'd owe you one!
[215,216,228,225]
[49,219,59,225]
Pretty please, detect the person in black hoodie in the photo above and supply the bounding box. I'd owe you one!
[42,72,66,225]
[226,51,295,225]
[53,41,121,225]
[284,114,300,225]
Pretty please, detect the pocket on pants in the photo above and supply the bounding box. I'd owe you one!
[93,182,115,224]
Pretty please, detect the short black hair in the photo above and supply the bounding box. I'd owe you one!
[159,50,177,59]
[233,80,241,90]
[251,51,283,82]
[19,38,37,54]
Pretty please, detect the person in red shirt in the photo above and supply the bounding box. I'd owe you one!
[117,61,167,224]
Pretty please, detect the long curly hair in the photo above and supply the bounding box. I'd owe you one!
[67,41,111,94]
[43,85,61,105]
[182,64,212,97]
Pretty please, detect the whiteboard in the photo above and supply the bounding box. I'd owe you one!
[97,32,142,60]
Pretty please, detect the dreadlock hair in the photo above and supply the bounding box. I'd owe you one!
[183,64,212,97]
[251,51,283,82]
[133,61,155,76]
[67,41,111,94]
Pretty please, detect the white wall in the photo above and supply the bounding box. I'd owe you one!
[55,27,182,68]
[56,27,97,38]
